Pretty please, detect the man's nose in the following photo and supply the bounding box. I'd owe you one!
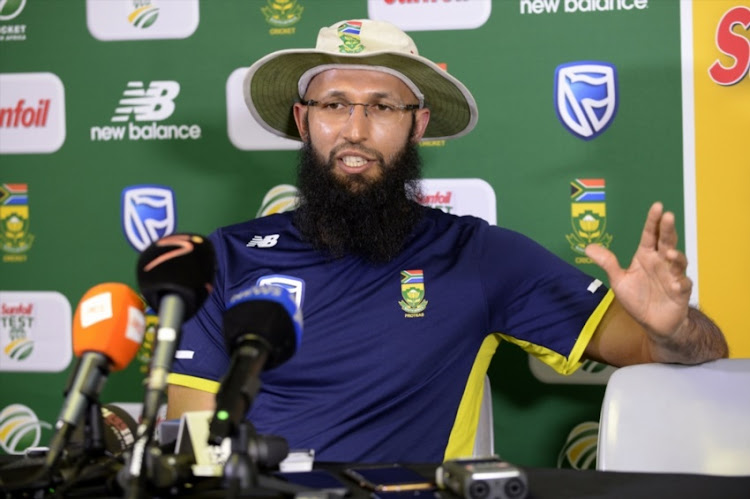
[341,104,370,143]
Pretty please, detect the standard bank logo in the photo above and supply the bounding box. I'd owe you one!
[0,291,72,372]
[86,0,199,41]
[91,81,201,142]
[121,185,176,252]
[368,0,490,31]
[0,404,52,455]
[0,72,66,154]
[555,62,618,140]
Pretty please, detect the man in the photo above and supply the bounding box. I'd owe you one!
[166,19,728,463]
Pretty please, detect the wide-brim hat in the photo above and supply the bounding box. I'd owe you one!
[243,19,478,142]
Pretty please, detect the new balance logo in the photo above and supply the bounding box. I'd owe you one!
[111,81,179,122]
[246,234,279,248]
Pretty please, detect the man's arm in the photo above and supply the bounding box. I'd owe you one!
[166,384,216,420]
[583,202,729,366]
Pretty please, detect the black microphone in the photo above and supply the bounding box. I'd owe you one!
[135,233,215,431]
[208,285,303,445]
[125,233,215,497]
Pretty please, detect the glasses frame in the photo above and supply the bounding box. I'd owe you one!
[301,99,421,123]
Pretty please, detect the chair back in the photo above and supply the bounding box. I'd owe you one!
[597,358,750,476]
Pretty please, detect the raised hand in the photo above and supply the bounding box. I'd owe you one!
[585,202,692,340]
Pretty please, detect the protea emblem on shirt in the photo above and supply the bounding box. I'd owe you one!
[399,269,427,316]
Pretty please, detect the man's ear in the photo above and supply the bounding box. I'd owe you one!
[292,102,309,142]
[411,108,431,143]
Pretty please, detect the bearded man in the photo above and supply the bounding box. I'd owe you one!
[167,19,727,463]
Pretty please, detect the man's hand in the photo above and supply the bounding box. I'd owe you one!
[585,202,727,364]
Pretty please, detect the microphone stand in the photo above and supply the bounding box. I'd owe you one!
[224,420,260,497]
[123,294,185,499]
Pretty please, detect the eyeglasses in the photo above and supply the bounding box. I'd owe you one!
[302,99,420,126]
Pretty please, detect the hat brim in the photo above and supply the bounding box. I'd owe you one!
[244,49,478,141]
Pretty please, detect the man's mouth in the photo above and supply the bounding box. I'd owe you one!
[340,155,369,169]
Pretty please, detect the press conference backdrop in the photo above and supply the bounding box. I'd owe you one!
[1,0,748,468]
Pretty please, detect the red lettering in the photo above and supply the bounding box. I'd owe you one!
[0,99,52,128]
[1,303,33,315]
[708,6,750,86]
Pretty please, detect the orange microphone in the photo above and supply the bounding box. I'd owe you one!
[45,283,146,472]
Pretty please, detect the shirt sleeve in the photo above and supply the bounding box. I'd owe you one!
[478,224,611,374]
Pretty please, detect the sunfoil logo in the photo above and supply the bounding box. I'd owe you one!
[90,81,201,142]
[520,0,647,15]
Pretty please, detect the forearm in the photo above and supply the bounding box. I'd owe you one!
[646,307,729,364]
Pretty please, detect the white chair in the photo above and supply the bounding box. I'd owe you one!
[472,376,495,456]
[597,358,750,476]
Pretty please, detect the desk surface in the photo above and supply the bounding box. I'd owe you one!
[2,457,749,498]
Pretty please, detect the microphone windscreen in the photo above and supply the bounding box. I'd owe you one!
[136,233,216,319]
[72,283,146,371]
[223,285,302,369]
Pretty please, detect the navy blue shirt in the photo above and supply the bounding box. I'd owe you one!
[170,208,610,462]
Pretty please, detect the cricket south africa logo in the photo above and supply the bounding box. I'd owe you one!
[128,0,159,29]
[121,185,176,252]
[399,270,428,317]
[555,62,618,140]
[338,21,365,53]
[565,178,612,264]
[261,0,304,35]
[0,183,33,263]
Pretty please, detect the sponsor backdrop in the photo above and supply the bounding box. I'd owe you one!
[1,0,747,468]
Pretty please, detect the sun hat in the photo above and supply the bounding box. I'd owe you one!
[243,19,478,141]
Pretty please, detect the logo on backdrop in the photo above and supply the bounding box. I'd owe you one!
[0,301,33,361]
[708,5,750,86]
[0,183,33,263]
[555,62,618,140]
[226,68,301,151]
[90,81,201,142]
[0,404,52,455]
[417,178,497,225]
[565,178,613,264]
[128,0,159,29]
[137,308,158,374]
[520,0,647,15]
[256,185,299,217]
[0,291,72,372]
[0,72,66,154]
[0,0,27,42]
[261,0,304,35]
[557,421,599,470]
[86,0,199,41]
[121,185,176,252]
[368,0,491,31]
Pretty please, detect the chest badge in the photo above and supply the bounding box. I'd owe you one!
[399,269,428,317]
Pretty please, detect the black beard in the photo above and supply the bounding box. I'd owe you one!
[293,139,424,263]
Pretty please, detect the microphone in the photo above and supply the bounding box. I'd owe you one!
[45,283,146,472]
[135,233,215,431]
[125,233,215,495]
[208,285,302,445]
